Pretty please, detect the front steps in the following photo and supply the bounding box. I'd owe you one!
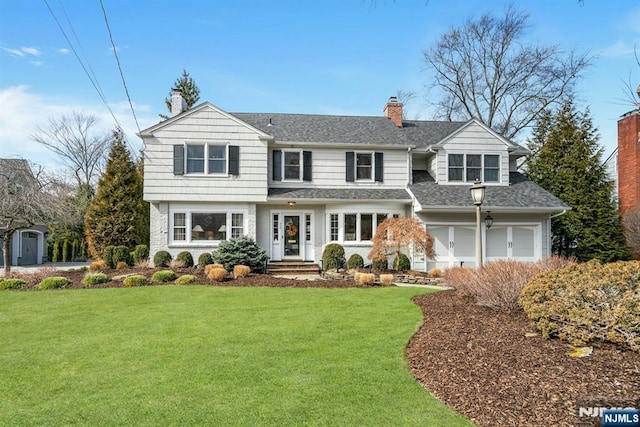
[267,261,320,275]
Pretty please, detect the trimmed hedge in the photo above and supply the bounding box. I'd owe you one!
[175,274,197,285]
[393,253,411,271]
[322,243,345,270]
[151,270,177,282]
[0,278,25,290]
[176,251,194,268]
[347,253,364,269]
[519,260,640,352]
[197,253,214,269]
[123,274,148,287]
[153,251,172,268]
[82,272,109,286]
[39,276,71,290]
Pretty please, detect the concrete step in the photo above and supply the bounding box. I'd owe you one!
[267,262,320,274]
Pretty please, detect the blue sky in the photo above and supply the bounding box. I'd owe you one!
[1,0,639,170]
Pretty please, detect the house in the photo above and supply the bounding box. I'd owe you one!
[616,110,640,214]
[0,158,48,266]
[140,94,569,270]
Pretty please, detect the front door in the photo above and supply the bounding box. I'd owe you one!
[284,215,301,257]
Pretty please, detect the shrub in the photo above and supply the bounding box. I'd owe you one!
[116,261,129,270]
[393,253,411,271]
[89,260,107,271]
[153,250,172,268]
[213,237,268,271]
[204,263,224,275]
[169,259,185,269]
[354,272,362,283]
[151,270,177,282]
[372,258,388,271]
[207,267,228,282]
[112,245,133,267]
[38,276,71,290]
[233,265,250,279]
[427,268,442,278]
[103,245,116,268]
[82,272,109,286]
[198,252,214,269]
[519,260,640,352]
[322,243,345,271]
[123,274,148,287]
[0,278,25,290]
[176,251,194,268]
[132,244,149,264]
[379,273,394,285]
[175,274,197,285]
[347,253,364,269]
[357,273,375,285]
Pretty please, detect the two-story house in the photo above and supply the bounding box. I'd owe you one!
[140,94,568,270]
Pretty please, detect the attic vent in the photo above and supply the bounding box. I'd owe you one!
[267,118,274,127]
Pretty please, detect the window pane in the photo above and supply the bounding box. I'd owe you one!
[192,213,226,241]
[376,213,387,227]
[360,214,372,241]
[356,153,372,180]
[484,154,499,168]
[173,213,186,241]
[466,155,481,167]
[466,167,481,182]
[186,145,205,173]
[231,213,243,238]
[330,214,339,241]
[208,145,226,174]
[484,169,499,182]
[448,154,463,167]
[273,215,279,241]
[305,214,311,241]
[344,214,356,241]
[448,154,463,181]
[284,152,300,180]
[449,168,463,181]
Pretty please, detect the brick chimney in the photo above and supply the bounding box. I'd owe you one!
[171,89,188,117]
[617,110,640,214]
[383,96,403,127]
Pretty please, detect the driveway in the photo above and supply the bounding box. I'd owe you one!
[1,262,91,274]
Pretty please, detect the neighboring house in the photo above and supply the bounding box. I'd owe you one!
[140,94,569,270]
[0,158,48,266]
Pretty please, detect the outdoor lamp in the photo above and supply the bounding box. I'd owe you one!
[470,181,486,205]
[485,212,494,229]
[470,180,486,267]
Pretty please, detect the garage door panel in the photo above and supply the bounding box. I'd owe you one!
[486,226,508,258]
[512,227,535,258]
[453,226,475,258]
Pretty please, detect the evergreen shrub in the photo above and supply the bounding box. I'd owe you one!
[39,276,71,290]
[0,278,25,290]
[153,251,172,268]
[347,253,364,269]
[393,253,411,271]
[132,245,149,264]
[113,245,133,267]
[103,246,116,268]
[176,251,194,268]
[151,270,177,282]
[322,243,345,271]
[89,260,107,271]
[123,274,148,287]
[175,274,196,285]
[213,237,268,271]
[372,258,388,271]
[197,253,214,269]
[519,260,640,352]
[82,272,109,286]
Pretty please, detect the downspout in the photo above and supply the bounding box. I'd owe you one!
[550,209,567,219]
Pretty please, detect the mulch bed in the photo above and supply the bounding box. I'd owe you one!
[407,290,640,427]
[6,267,640,426]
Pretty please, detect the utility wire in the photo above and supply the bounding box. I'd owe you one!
[42,0,121,129]
[99,0,142,138]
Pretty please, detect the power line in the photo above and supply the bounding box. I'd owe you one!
[99,0,142,138]
[42,0,122,129]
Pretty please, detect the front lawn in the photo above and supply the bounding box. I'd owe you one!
[0,286,471,426]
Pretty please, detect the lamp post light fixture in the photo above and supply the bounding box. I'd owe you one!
[470,180,486,267]
[485,211,494,229]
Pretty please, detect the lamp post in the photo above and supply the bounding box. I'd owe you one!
[470,180,486,267]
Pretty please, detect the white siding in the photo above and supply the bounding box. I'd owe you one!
[436,123,510,185]
[143,107,268,202]
[269,147,409,189]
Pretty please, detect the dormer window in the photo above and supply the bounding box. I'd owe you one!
[448,153,500,183]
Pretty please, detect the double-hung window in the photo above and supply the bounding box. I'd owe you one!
[448,153,500,183]
[284,152,301,180]
[174,143,239,175]
[345,151,384,182]
[331,213,396,242]
[272,150,312,182]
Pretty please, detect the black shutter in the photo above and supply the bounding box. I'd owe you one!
[173,145,184,175]
[303,151,312,181]
[345,151,355,182]
[375,152,384,182]
[273,149,282,181]
[229,145,239,175]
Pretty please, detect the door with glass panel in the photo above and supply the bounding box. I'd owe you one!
[283,215,301,258]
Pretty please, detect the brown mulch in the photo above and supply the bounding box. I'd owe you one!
[7,267,640,426]
[407,290,640,427]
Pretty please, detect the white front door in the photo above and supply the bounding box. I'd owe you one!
[270,212,314,262]
[283,215,301,258]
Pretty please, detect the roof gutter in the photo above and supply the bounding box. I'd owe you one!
[550,209,569,219]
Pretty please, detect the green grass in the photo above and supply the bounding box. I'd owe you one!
[0,286,472,426]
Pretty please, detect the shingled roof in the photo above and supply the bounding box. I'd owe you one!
[268,187,411,201]
[410,171,570,212]
[232,112,470,148]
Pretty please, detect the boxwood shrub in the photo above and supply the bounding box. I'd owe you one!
[197,252,214,269]
[123,274,148,287]
[132,244,149,264]
[151,270,177,282]
[153,251,172,268]
[176,251,194,268]
[175,274,197,285]
[347,253,364,269]
[0,278,25,290]
[322,243,345,271]
[393,253,411,271]
[82,272,109,287]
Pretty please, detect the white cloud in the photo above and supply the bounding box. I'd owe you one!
[0,85,157,170]
[21,47,40,56]
[1,47,25,57]
[57,48,70,55]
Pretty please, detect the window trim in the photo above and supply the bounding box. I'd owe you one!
[447,152,501,183]
[327,212,396,243]
[273,149,312,182]
[170,210,247,244]
[346,151,383,182]
[177,143,239,176]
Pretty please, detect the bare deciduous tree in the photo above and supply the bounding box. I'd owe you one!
[0,159,61,273]
[423,4,591,139]
[31,111,109,187]
[622,207,640,257]
[367,217,435,270]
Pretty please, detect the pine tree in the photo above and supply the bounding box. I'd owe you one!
[161,69,200,119]
[525,100,629,262]
[85,128,146,259]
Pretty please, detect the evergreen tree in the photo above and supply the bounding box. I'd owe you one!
[525,100,629,262]
[48,183,93,261]
[161,69,200,119]
[85,128,146,259]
